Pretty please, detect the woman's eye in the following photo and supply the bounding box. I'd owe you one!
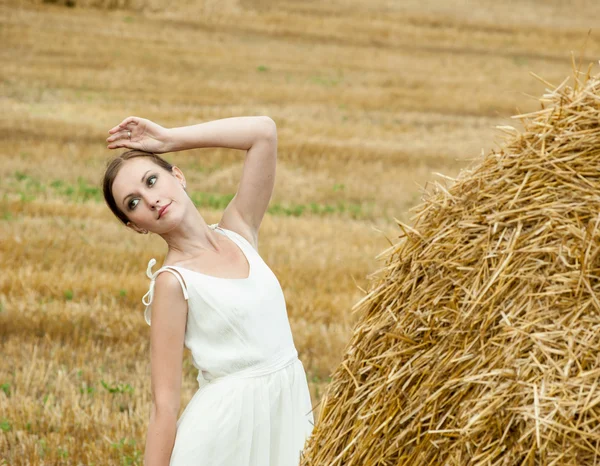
[128,175,157,210]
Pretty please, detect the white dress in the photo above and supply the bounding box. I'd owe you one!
[142,224,314,466]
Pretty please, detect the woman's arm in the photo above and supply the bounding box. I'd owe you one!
[106,115,275,155]
[144,407,178,466]
[143,272,188,466]
[165,116,276,153]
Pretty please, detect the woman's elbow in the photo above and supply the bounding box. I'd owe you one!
[259,116,277,141]
[151,398,180,420]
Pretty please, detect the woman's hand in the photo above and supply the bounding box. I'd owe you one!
[106,116,172,153]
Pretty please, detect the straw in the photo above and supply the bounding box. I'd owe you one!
[300,59,600,465]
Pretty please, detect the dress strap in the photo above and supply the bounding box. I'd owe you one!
[211,223,256,253]
[142,258,189,326]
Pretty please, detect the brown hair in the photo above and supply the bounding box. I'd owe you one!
[102,149,174,225]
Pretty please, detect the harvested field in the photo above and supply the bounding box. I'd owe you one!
[1,0,598,463]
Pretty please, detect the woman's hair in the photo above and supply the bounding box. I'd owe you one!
[102,149,174,225]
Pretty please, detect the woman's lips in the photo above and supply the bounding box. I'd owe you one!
[158,202,171,219]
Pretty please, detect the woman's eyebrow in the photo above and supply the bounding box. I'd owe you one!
[122,170,151,207]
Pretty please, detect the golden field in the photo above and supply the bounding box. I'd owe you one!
[1,0,599,463]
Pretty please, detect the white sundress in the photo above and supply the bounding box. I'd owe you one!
[142,223,315,466]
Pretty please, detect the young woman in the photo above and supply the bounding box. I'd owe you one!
[102,116,314,466]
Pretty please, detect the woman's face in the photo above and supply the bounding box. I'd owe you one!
[111,157,187,234]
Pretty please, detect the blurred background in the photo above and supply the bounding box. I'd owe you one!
[1,0,599,463]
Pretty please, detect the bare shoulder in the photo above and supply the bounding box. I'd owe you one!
[217,207,259,251]
[152,270,188,315]
[149,270,188,335]
[154,269,187,293]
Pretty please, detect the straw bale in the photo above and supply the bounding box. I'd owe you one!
[300,60,600,465]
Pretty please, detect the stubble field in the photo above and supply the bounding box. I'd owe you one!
[1,0,599,463]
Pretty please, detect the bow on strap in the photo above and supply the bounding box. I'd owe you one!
[141,258,189,311]
[146,258,157,279]
[142,258,158,307]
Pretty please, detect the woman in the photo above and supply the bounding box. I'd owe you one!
[102,115,314,466]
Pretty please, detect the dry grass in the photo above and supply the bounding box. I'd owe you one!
[1,0,599,463]
[300,62,600,465]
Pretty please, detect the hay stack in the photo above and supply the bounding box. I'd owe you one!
[301,61,600,465]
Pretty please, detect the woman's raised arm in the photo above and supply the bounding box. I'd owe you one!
[106,115,276,154]
[165,115,275,152]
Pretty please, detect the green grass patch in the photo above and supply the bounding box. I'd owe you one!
[190,191,234,210]
[79,385,96,395]
[310,71,343,87]
[101,380,134,394]
[9,171,373,219]
[38,438,48,458]
[111,438,142,465]
[11,172,102,203]
[0,419,11,432]
[0,383,11,397]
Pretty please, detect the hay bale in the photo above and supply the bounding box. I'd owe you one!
[300,61,600,465]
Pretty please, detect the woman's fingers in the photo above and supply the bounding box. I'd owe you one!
[108,116,139,134]
[106,116,145,150]
[119,116,139,128]
[107,140,141,150]
[106,129,131,143]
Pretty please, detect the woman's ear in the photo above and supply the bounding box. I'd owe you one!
[171,166,186,188]
[126,221,148,234]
